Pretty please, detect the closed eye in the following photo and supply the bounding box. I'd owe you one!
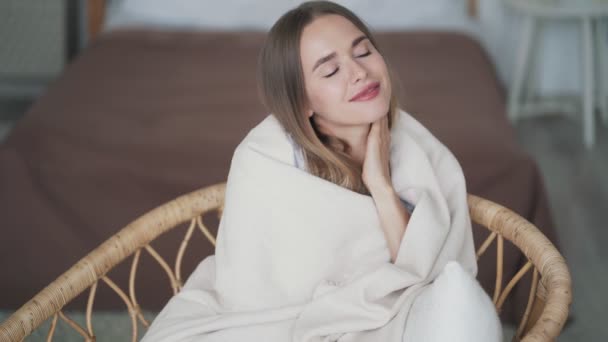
[324,68,339,78]
[323,51,371,78]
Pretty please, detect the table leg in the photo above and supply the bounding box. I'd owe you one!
[582,17,595,148]
[508,16,537,123]
[596,18,608,126]
[525,18,543,104]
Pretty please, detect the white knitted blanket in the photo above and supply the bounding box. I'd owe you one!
[142,110,501,341]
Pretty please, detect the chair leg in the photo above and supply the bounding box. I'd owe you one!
[508,16,537,123]
[581,17,595,148]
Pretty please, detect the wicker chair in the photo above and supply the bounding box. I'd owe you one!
[0,183,572,341]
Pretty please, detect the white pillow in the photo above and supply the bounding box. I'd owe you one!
[403,261,503,342]
[104,0,474,33]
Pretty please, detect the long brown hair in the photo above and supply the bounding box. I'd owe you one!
[257,0,399,194]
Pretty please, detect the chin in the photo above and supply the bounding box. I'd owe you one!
[355,101,390,124]
[348,111,387,126]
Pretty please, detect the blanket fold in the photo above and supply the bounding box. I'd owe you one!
[142,110,500,342]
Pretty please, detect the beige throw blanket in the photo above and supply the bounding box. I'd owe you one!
[142,110,501,341]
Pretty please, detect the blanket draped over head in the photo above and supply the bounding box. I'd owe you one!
[142,110,500,341]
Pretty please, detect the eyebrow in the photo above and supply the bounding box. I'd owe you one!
[311,35,369,72]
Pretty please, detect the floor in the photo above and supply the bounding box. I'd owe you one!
[514,114,608,341]
[1,100,607,341]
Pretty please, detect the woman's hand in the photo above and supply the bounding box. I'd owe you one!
[362,115,392,196]
[362,115,410,263]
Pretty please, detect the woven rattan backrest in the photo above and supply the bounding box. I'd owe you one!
[0,184,571,342]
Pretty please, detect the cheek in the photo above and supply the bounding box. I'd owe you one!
[370,56,389,79]
[307,80,344,112]
[369,57,392,99]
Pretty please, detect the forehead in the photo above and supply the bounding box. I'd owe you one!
[300,15,366,66]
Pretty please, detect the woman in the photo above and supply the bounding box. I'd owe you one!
[261,0,408,263]
[143,1,501,341]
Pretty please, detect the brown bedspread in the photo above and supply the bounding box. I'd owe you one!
[0,29,557,323]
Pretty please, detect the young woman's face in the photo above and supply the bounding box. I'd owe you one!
[300,14,391,134]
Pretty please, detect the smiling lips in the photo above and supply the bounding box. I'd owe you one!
[350,82,380,102]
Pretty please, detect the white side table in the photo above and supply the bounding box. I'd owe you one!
[506,0,608,148]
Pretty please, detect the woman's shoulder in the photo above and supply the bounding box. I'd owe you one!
[394,109,445,152]
[232,114,296,166]
[240,114,285,144]
[395,109,460,171]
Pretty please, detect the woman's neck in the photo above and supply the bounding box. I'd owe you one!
[312,116,370,166]
[335,124,370,166]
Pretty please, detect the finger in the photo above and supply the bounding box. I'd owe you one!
[380,115,389,133]
[375,117,388,141]
[371,119,380,131]
[368,121,379,141]
[366,126,381,159]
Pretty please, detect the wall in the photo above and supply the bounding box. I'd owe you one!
[479,0,585,96]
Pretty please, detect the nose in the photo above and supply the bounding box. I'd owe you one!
[349,58,368,83]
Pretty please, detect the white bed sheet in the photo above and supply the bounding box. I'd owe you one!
[103,0,480,37]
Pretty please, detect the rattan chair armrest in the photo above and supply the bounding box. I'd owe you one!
[0,183,226,342]
[0,188,570,342]
[467,194,572,342]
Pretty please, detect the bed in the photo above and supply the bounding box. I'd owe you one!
[0,0,558,326]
